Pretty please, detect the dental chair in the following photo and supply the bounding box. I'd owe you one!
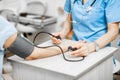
[15,1,48,37]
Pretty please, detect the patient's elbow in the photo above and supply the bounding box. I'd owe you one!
[25,47,42,60]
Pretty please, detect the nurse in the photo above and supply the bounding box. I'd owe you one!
[51,0,120,56]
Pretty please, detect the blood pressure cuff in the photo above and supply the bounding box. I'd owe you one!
[7,34,34,58]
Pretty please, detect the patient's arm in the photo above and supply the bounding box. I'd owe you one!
[4,33,76,60]
[26,40,76,60]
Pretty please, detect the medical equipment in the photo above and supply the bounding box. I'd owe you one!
[67,46,85,61]
[7,32,61,59]
[33,31,85,62]
[7,34,34,58]
[7,1,57,28]
[7,14,57,28]
[68,46,77,51]
[33,31,61,43]
[7,30,85,62]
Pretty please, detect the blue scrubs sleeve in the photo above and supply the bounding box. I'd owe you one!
[0,16,17,50]
[64,0,71,13]
[105,0,120,23]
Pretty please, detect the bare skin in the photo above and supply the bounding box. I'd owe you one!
[51,14,119,57]
[4,33,78,60]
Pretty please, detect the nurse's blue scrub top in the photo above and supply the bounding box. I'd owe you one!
[64,0,120,42]
[0,16,17,79]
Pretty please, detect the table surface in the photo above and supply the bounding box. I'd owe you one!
[8,40,118,78]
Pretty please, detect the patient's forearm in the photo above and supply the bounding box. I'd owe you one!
[26,40,76,60]
[4,32,75,60]
[26,46,65,60]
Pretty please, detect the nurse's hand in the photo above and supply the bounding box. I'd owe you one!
[71,41,96,57]
[51,32,62,44]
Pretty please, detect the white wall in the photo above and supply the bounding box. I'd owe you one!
[0,0,65,16]
[26,0,65,16]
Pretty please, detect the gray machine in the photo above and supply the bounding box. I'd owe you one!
[7,1,57,29]
[7,13,57,28]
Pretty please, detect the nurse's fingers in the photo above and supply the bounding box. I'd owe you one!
[71,45,89,56]
[72,41,85,49]
[71,51,88,57]
[52,32,62,38]
[71,45,88,54]
[71,51,89,57]
[51,33,62,44]
[51,37,61,44]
